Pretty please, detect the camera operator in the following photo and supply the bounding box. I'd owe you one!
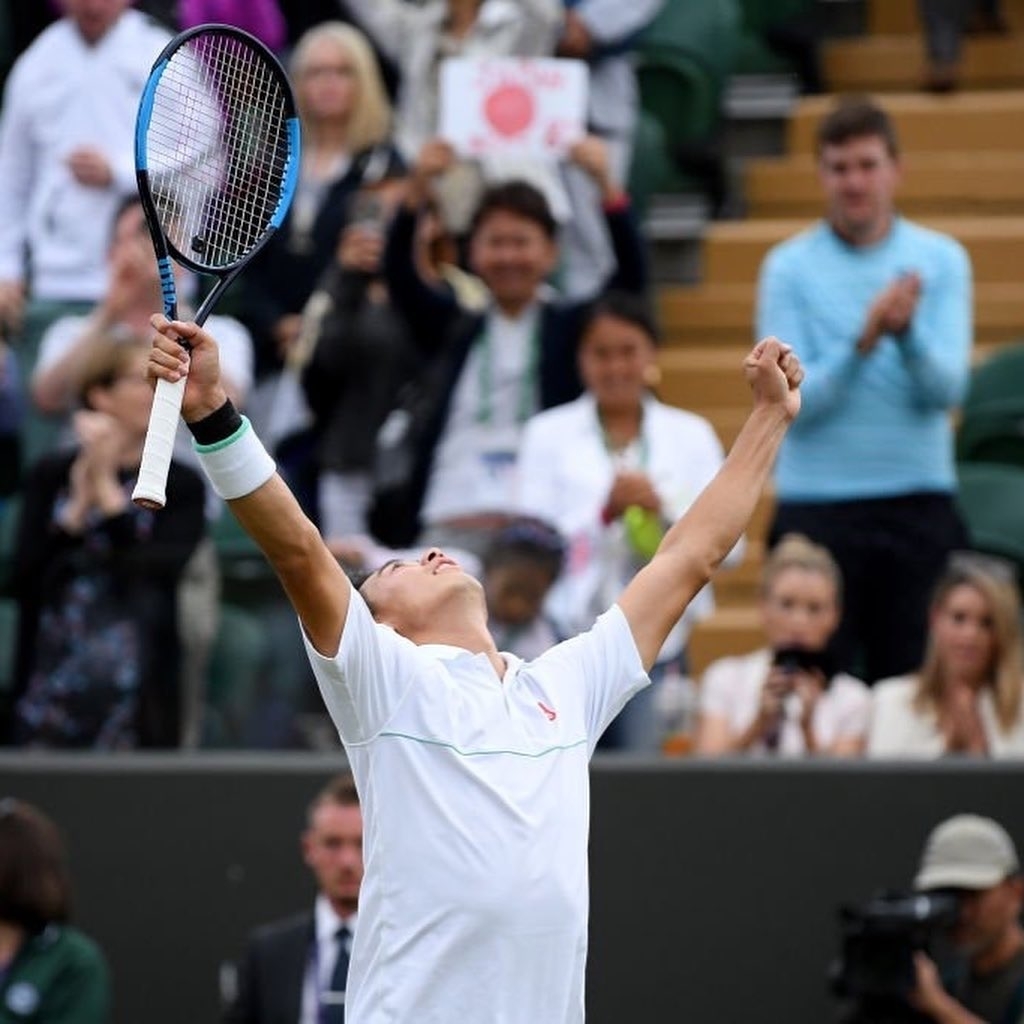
[910,815,1024,1024]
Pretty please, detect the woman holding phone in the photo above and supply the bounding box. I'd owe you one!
[695,533,871,756]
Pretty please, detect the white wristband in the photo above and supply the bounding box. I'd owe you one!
[193,416,276,500]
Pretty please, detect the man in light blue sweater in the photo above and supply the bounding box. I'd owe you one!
[756,96,971,684]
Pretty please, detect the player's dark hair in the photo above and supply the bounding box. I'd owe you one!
[0,799,72,932]
[483,518,565,582]
[345,566,379,617]
[469,181,558,240]
[580,290,661,347]
[816,96,900,158]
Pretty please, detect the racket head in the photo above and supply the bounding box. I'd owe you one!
[134,23,301,283]
[131,24,300,510]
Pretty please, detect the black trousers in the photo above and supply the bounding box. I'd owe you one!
[769,492,968,684]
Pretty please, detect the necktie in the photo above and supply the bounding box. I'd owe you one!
[322,926,349,1024]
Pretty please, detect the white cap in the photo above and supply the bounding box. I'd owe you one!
[914,814,1020,892]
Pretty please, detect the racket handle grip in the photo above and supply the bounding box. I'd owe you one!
[132,375,186,509]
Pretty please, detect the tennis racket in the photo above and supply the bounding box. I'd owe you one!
[131,24,300,509]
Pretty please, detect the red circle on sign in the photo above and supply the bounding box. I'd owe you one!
[483,83,535,138]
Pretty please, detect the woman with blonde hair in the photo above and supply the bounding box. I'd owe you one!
[868,554,1024,757]
[696,533,871,756]
[239,21,403,379]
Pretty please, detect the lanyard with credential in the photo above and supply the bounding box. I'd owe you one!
[475,318,542,426]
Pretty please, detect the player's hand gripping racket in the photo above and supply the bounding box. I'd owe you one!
[132,24,300,509]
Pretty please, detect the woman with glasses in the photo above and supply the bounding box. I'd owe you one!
[868,554,1024,757]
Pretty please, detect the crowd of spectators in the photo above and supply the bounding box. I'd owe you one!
[0,1,1019,762]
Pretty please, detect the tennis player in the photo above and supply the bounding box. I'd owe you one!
[147,313,803,1023]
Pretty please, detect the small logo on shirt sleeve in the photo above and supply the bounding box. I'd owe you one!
[538,701,557,721]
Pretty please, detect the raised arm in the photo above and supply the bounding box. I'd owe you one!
[618,339,802,669]
[146,316,351,657]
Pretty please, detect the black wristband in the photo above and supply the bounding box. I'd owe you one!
[187,398,243,445]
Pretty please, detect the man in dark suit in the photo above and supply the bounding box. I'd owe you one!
[224,774,363,1024]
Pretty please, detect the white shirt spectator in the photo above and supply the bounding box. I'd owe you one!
[421,304,540,524]
[517,393,740,662]
[868,675,1024,758]
[0,10,171,301]
[700,649,871,756]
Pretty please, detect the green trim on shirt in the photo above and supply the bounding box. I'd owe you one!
[378,732,589,758]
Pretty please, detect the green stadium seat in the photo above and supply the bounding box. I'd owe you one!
[0,598,18,695]
[735,0,816,76]
[203,603,269,747]
[630,1,740,209]
[956,342,1024,467]
[0,494,20,594]
[955,462,1024,580]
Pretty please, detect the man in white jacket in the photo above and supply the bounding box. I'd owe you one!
[0,0,170,415]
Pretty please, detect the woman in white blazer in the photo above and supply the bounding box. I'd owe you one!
[516,291,741,750]
[868,554,1024,758]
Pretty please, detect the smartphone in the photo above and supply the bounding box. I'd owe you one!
[771,646,835,681]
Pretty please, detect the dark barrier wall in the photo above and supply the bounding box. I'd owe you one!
[1,755,1023,1024]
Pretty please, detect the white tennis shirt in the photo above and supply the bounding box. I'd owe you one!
[303,587,649,1023]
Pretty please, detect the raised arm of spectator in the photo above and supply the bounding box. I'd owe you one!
[618,340,802,670]
[568,137,648,296]
[383,141,462,350]
[566,0,663,57]
[147,316,352,658]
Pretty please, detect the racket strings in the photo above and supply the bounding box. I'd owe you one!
[146,31,291,270]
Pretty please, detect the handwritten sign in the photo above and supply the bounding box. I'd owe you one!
[439,58,589,160]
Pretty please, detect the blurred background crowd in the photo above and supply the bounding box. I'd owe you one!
[0,0,1022,765]
[3,2,1024,1022]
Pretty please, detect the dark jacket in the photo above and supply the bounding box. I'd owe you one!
[301,265,422,474]
[239,144,404,377]
[0,925,110,1024]
[373,200,648,545]
[10,452,206,747]
[223,912,313,1024]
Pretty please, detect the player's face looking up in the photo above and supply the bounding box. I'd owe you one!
[359,550,486,638]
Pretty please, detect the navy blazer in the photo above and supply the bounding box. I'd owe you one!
[223,911,313,1024]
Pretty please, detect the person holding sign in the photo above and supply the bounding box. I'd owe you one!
[379,133,647,560]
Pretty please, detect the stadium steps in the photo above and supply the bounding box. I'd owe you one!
[867,0,1024,33]
[659,282,1024,350]
[701,215,1024,283]
[656,0,1024,684]
[787,91,1024,153]
[824,33,1024,91]
[745,152,1024,218]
